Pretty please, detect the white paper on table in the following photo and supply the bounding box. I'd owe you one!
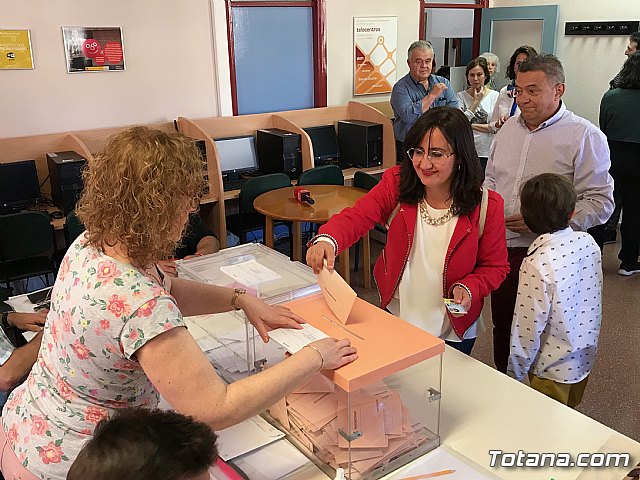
[6,292,41,312]
[387,445,501,479]
[220,259,281,287]
[219,326,258,343]
[268,323,329,353]
[216,415,285,461]
[233,438,311,480]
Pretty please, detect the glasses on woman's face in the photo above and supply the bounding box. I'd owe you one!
[406,147,455,165]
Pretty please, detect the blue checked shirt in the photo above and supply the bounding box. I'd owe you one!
[390,73,460,142]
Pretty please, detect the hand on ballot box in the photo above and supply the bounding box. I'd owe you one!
[234,292,306,343]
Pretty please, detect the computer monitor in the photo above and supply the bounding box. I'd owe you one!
[303,125,339,164]
[0,160,41,212]
[214,135,258,177]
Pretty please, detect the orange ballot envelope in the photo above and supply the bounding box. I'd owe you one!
[318,263,357,324]
[281,292,445,392]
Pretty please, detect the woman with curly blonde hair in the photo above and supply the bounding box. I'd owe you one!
[0,127,357,480]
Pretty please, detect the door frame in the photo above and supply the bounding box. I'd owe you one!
[479,5,559,55]
[419,1,489,60]
[225,0,326,116]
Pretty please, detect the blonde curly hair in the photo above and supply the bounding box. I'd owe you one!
[76,127,205,268]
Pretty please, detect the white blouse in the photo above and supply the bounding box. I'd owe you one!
[387,203,484,341]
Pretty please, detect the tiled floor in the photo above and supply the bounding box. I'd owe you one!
[346,233,640,442]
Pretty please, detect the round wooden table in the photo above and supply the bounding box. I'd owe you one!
[253,185,369,286]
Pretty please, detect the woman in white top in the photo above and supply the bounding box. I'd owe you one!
[457,57,499,172]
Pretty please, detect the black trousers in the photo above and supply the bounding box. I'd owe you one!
[609,140,640,265]
[490,247,528,373]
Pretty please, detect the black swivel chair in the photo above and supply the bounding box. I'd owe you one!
[352,171,386,279]
[226,173,293,253]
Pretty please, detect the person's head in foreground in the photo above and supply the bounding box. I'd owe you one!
[520,173,576,235]
[67,408,218,480]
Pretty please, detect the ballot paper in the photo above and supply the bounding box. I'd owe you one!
[268,323,329,353]
[215,415,285,461]
[317,264,356,324]
[280,382,433,477]
[219,259,281,286]
[231,438,312,480]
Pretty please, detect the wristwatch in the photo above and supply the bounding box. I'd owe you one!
[231,288,247,310]
[1,311,13,329]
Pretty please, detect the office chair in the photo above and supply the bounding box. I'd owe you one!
[53,210,85,269]
[297,165,345,241]
[352,171,386,288]
[65,210,85,245]
[226,173,293,253]
[0,211,56,291]
[297,164,344,186]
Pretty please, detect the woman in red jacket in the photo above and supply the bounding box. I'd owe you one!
[307,107,509,354]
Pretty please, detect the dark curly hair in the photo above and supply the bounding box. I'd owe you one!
[399,107,483,216]
[505,45,538,80]
[618,51,640,90]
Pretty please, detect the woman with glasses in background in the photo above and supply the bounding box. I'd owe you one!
[306,107,509,354]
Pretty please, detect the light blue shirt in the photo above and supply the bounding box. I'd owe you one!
[0,329,16,408]
[485,102,614,248]
[390,73,461,142]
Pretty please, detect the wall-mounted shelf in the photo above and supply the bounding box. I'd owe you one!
[565,21,639,36]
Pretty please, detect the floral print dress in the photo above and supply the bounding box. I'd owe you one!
[1,236,184,480]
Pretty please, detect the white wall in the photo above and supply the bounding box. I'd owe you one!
[325,0,420,106]
[490,0,634,124]
[0,0,221,137]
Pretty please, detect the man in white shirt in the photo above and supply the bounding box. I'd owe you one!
[484,54,613,373]
[508,174,602,408]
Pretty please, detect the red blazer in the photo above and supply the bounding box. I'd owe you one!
[319,166,509,339]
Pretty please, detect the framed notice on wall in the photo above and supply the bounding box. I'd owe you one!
[62,26,125,73]
[0,30,34,69]
[353,17,397,96]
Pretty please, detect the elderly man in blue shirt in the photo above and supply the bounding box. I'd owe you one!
[390,40,460,163]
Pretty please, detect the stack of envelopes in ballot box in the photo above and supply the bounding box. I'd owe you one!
[178,244,321,381]
[267,292,445,480]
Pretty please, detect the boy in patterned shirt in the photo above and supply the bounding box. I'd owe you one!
[508,173,603,408]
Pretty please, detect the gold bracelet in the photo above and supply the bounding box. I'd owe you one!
[231,288,247,310]
[305,344,324,371]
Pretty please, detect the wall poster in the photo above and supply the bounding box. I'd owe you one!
[0,29,34,69]
[62,26,125,73]
[353,17,397,95]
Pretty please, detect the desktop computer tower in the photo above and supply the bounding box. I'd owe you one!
[46,151,87,216]
[337,120,383,168]
[256,128,302,180]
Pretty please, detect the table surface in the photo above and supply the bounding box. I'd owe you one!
[253,185,367,223]
[293,346,640,480]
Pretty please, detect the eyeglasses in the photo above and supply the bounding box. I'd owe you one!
[406,147,455,165]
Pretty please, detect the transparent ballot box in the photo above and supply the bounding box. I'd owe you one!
[265,293,445,480]
[177,243,320,304]
[180,244,320,382]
